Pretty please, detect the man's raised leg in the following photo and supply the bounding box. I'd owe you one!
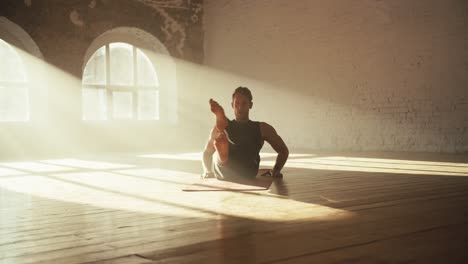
[210,99,229,164]
[214,132,229,164]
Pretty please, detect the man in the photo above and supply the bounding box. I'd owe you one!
[202,86,289,180]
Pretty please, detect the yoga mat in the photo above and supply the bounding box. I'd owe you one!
[183,169,274,191]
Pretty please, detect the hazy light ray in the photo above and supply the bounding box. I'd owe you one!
[0,129,29,157]
[266,156,468,176]
[0,43,94,155]
[136,47,159,86]
[2,36,297,157]
[2,41,148,156]
[0,39,27,82]
[41,159,135,170]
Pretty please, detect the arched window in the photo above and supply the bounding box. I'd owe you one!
[82,42,160,120]
[0,38,29,122]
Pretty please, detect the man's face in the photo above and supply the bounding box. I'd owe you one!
[232,93,253,120]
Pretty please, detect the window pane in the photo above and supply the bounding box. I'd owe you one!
[82,88,107,120]
[82,46,106,85]
[0,86,29,121]
[110,43,133,86]
[0,39,26,82]
[137,48,159,86]
[138,90,159,120]
[112,91,133,119]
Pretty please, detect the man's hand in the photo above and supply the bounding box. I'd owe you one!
[260,122,289,178]
[261,169,283,178]
[201,171,215,179]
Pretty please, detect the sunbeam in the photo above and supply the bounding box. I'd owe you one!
[263,156,468,176]
[0,155,353,223]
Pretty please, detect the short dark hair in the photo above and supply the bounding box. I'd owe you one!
[232,86,252,102]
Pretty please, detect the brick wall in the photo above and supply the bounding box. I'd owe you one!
[203,0,468,152]
[0,0,205,158]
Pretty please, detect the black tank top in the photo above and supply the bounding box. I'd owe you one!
[225,119,263,177]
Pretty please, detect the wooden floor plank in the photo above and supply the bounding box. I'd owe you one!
[271,222,468,264]
[1,151,467,264]
[9,192,466,261]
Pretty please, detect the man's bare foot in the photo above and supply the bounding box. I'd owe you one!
[209,99,228,131]
[209,99,224,115]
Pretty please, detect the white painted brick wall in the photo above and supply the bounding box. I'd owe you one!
[203,0,468,153]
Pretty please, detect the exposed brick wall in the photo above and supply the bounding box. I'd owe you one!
[203,0,468,153]
[0,0,205,157]
[0,0,203,76]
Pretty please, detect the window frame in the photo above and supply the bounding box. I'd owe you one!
[0,39,30,122]
[82,43,160,121]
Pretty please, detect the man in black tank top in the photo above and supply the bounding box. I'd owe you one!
[202,87,289,180]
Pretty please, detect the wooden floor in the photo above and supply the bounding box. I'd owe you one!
[1,151,468,264]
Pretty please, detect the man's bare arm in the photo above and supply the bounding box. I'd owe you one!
[261,122,289,176]
[202,127,217,177]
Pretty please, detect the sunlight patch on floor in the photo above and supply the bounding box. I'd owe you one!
[0,161,74,173]
[41,159,135,170]
[265,156,468,176]
[0,167,26,177]
[0,158,352,223]
[139,153,202,161]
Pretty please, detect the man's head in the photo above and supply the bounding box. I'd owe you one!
[231,86,253,121]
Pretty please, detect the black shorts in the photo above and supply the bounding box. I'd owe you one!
[213,156,258,181]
